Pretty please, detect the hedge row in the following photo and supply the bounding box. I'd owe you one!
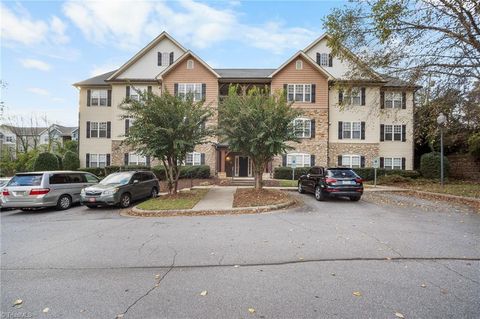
[78,165,211,180]
[273,167,311,180]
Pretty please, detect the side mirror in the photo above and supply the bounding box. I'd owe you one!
[133,179,139,184]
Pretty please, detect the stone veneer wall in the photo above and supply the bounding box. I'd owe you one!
[328,143,380,167]
[447,154,480,181]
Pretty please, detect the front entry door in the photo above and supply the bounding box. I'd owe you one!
[238,156,249,177]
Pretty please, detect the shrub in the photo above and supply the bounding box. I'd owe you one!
[377,175,413,184]
[273,167,310,180]
[55,154,63,169]
[78,167,106,177]
[353,168,420,181]
[33,152,60,171]
[468,132,480,159]
[420,152,450,179]
[63,151,80,170]
[152,165,211,180]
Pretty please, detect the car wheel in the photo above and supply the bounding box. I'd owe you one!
[150,187,158,198]
[314,186,326,201]
[119,193,131,208]
[297,182,305,194]
[56,195,72,210]
[350,196,361,202]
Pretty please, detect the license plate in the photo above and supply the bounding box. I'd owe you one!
[14,191,26,196]
[342,181,354,185]
[88,198,96,202]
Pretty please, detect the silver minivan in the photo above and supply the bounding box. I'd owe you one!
[2,171,100,211]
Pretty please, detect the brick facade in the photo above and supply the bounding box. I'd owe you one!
[328,143,380,167]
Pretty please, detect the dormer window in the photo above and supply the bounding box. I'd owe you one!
[316,53,332,67]
[158,52,174,66]
[295,60,303,70]
[187,59,194,69]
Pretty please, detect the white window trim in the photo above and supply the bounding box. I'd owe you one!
[287,84,312,103]
[286,153,311,168]
[385,91,403,109]
[342,121,362,139]
[343,87,361,106]
[295,60,303,70]
[293,118,312,138]
[383,157,403,170]
[5,135,15,143]
[90,89,108,107]
[128,152,147,166]
[187,59,194,69]
[319,53,329,66]
[90,121,108,138]
[383,124,403,141]
[186,152,202,166]
[129,85,147,102]
[342,154,361,168]
[178,83,203,101]
[89,154,107,168]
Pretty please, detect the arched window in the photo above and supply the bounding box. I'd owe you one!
[187,59,194,69]
[295,60,303,70]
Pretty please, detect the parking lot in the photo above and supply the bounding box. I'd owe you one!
[1,192,479,318]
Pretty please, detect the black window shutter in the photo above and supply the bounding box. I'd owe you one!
[174,83,178,96]
[202,83,206,101]
[87,89,91,106]
[107,89,112,106]
[169,52,174,65]
[107,121,111,138]
[311,84,316,103]
[146,156,151,167]
[402,92,407,109]
[338,121,343,139]
[328,54,333,67]
[361,122,366,140]
[282,155,287,167]
[402,157,406,170]
[402,125,406,142]
[125,119,130,136]
[200,153,205,165]
[380,124,385,141]
[124,153,129,165]
[147,86,152,94]
[380,91,385,109]
[338,90,343,104]
[380,157,384,168]
[361,156,366,168]
[126,86,130,98]
[310,119,316,138]
[158,52,162,66]
[316,53,320,65]
[361,88,366,105]
[86,153,90,168]
[86,121,91,138]
[337,155,342,166]
[310,155,316,166]
[106,154,111,166]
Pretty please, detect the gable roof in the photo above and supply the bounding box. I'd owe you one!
[269,51,334,79]
[107,31,187,81]
[156,51,220,79]
[74,70,116,87]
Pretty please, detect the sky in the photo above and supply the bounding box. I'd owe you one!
[1,0,346,127]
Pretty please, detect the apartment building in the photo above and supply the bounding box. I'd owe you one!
[74,32,417,176]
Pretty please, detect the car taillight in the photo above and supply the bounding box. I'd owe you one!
[325,178,337,184]
[2,189,9,196]
[355,178,363,183]
[29,188,50,195]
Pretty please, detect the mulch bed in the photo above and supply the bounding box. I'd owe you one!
[233,188,291,208]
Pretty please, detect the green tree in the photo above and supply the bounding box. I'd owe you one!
[63,151,80,170]
[58,140,78,156]
[219,87,301,190]
[120,90,213,194]
[468,133,480,159]
[33,152,60,171]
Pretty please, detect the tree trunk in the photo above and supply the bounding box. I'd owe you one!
[253,161,265,190]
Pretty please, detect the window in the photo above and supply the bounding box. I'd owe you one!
[162,52,170,65]
[90,122,108,138]
[185,152,201,166]
[128,153,147,165]
[293,118,311,138]
[286,153,311,168]
[287,84,312,102]
[385,92,402,108]
[384,157,402,170]
[187,59,194,69]
[85,173,99,183]
[178,83,203,101]
[90,89,108,106]
[383,124,403,141]
[129,86,146,101]
[342,121,361,139]
[342,155,361,168]
[89,154,107,168]
[343,88,361,105]
[5,136,14,143]
[319,53,329,66]
[295,60,303,70]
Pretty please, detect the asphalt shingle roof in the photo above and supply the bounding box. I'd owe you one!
[74,70,116,86]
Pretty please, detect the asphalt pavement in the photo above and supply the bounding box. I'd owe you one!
[1,191,479,318]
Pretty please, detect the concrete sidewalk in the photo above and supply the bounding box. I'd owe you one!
[192,186,236,210]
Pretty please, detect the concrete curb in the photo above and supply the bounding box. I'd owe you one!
[125,199,297,218]
[400,189,480,204]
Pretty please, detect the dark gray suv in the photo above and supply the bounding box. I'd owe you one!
[80,171,160,208]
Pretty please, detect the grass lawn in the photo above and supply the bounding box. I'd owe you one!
[277,179,298,187]
[136,189,209,210]
[401,181,480,199]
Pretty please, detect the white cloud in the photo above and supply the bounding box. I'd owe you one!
[90,62,120,77]
[20,59,51,71]
[50,16,69,44]
[27,87,50,96]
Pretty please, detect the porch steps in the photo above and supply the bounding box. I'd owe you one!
[230,178,255,186]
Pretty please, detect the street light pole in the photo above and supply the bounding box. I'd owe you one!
[437,112,446,187]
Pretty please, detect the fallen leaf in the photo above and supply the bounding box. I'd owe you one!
[116,314,124,319]
[200,290,208,296]
[395,312,405,318]
[248,308,255,313]
[43,307,49,313]
[13,299,23,307]
[352,291,362,297]
[331,273,336,276]
[420,284,426,288]
[234,265,240,268]
[155,274,160,279]
[298,257,304,260]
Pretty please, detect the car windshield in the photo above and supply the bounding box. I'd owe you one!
[99,172,133,186]
[327,169,358,179]
[8,174,43,186]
